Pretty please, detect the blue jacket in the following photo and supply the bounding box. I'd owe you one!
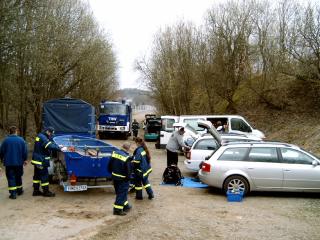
[0,135,28,166]
[31,132,60,167]
[132,146,152,178]
[108,149,131,181]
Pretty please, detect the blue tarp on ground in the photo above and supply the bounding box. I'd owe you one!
[43,98,96,138]
[161,177,208,188]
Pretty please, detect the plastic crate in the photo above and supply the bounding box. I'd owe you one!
[226,190,244,202]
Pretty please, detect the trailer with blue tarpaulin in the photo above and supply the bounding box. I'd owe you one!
[51,135,120,191]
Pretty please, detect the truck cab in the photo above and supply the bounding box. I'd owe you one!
[97,100,132,139]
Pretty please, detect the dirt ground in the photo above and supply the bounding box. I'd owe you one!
[0,132,320,240]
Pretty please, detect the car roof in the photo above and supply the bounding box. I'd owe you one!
[221,141,301,150]
[197,134,261,141]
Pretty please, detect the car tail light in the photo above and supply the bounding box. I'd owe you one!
[202,162,211,172]
[186,151,191,159]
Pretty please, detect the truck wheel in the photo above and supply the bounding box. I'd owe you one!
[48,174,58,184]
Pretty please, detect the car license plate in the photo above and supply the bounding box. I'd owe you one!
[65,185,88,192]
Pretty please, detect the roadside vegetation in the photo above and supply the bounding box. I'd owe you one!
[136,0,320,153]
[0,0,118,137]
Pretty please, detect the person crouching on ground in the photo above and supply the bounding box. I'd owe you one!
[108,142,132,216]
[31,127,61,197]
[0,126,28,199]
[132,137,154,200]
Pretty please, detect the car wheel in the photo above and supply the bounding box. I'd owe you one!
[223,175,249,195]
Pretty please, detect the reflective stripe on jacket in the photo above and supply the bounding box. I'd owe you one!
[31,132,60,167]
[133,146,152,177]
[109,150,131,181]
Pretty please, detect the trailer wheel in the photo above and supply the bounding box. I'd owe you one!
[98,132,105,139]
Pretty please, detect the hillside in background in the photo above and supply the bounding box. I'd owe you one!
[116,88,155,106]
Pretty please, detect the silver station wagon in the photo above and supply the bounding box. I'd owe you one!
[197,121,320,195]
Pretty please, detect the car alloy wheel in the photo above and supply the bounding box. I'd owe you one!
[223,175,249,195]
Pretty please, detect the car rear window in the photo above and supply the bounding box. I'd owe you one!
[194,139,217,150]
[218,147,248,161]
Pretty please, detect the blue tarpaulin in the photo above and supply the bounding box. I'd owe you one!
[43,98,96,137]
[161,177,208,188]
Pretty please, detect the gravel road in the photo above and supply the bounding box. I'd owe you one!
[0,135,319,240]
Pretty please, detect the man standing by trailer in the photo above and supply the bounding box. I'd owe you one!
[31,127,61,197]
[0,126,28,199]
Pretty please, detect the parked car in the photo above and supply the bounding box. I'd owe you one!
[159,115,265,149]
[198,141,320,195]
[184,134,262,172]
[144,117,161,141]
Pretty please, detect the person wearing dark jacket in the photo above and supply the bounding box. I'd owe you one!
[132,119,140,138]
[31,127,61,197]
[108,142,132,216]
[132,137,154,200]
[0,126,28,199]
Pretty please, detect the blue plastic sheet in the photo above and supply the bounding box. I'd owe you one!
[161,177,208,188]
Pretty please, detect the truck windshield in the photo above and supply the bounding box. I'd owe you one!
[100,104,127,115]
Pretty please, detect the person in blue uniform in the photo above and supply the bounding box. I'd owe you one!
[132,137,154,200]
[31,127,61,197]
[0,126,28,199]
[108,142,132,216]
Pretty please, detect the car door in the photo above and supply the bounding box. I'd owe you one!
[280,147,320,190]
[244,147,284,189]
[160,116,179,148]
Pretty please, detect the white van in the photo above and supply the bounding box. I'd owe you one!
[160,115,265,149]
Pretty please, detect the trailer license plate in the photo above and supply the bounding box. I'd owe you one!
[65,185,88,192]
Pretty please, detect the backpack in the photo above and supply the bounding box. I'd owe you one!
[162,165,183,186]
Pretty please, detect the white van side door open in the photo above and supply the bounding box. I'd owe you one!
[160,116,179,149]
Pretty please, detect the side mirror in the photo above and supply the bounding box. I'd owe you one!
[312,160,319,167]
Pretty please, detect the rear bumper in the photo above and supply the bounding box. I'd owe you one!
[184,160,200,172]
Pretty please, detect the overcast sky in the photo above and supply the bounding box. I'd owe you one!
[88,0,216,89]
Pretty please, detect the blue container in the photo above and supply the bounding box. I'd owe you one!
[226,190,244,202]
[53,135,120,178]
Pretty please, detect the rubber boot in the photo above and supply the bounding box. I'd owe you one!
[42,186,55,197]
[9,191,17,200]
[32,190,43,196]
[113,209,126,216]
[123,204,132,212]
[148,192,154,200]
[33,183,42,196]
[17,188,24,196]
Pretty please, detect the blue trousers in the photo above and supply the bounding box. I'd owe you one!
[113,180,129,211]
[33,166,49,190]
[5,166,24,195]
[135,175,153,199]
